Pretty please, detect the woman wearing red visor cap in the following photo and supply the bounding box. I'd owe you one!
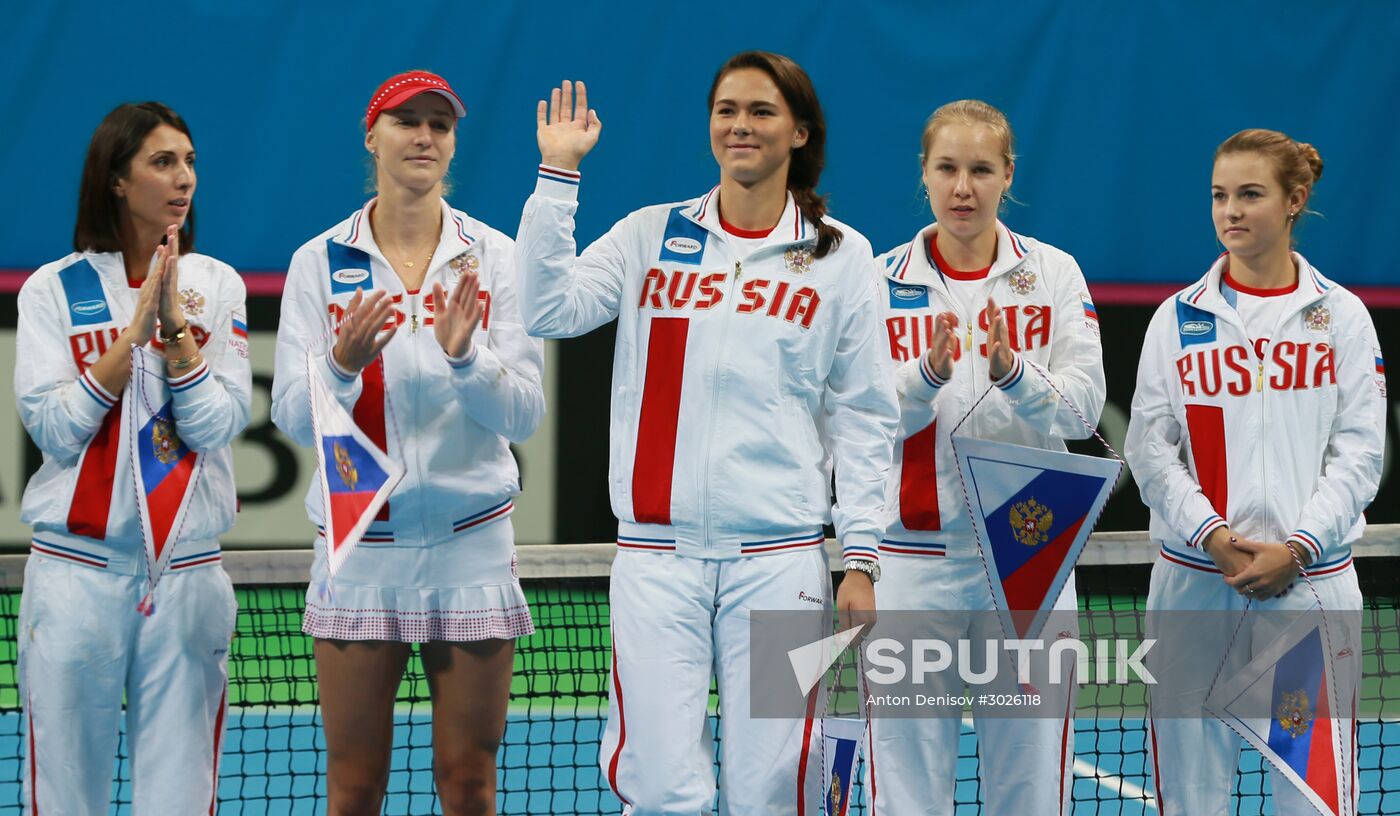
[271,70,544,814]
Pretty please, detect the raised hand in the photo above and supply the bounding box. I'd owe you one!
[985,297,1015,381]
[127,263,164,347]
[433,270,482,359]
[536,80,602,171]
[155,225,185,331]
[332,289,398,373]
[925,311,959,381]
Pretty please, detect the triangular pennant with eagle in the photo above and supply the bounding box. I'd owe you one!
[1205,610,1353,816]
[126,346,205,614]
[954,435,1121,641]
[309,361,403,578]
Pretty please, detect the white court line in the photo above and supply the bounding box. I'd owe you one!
[1072,757,1157,810]
[956,716,1159,811]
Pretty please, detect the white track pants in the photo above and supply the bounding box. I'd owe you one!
[600,548,832,815]
[866,550,1078,816]
[19,555,238,815]
[1145,558,1360,816]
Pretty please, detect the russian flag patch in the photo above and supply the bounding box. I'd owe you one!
[229,309,249,358]
[1081,293,1100,336]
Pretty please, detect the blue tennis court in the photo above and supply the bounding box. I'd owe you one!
[2,713,1395,814]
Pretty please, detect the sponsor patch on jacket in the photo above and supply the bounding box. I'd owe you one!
[332,268,370,286]
[58,259,112,326]
[887,281,929,309]
[1304,304,1331,332]
[327,241,375,295]
[1176,300,1216,347]
[659,206,708,265]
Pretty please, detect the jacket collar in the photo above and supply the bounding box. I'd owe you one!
[1179,251,1333,317]
[885,221,1031,286]
[332,197,478,274]
[78,250,168,296]
[682,186,816,249]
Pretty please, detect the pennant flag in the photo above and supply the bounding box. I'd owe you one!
[126,346,205,613]
[954,436,1121,642]
[821,716,864,816]
[309,361,403,578]
[1205,612,1351,816]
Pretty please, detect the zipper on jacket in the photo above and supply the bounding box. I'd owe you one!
[1259,363,1270,540]
[407,291,428,543]
[700,260,742,548]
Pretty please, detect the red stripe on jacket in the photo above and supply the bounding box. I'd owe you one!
[1185,404,1228,518]
[632,318,689,524]
[899,422,941,530]
[67,404,122,539]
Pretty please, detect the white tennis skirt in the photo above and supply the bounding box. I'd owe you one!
[302,515,534,643]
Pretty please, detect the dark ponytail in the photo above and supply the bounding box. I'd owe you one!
[707,51,843,258]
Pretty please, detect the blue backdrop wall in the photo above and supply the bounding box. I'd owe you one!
[2,0,1397,285]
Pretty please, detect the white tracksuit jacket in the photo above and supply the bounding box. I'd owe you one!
[1125,253,1385,576]
[271,199,544,545]
[515,166,899,563]
[16,251,251,573]
[874,222,1107,557]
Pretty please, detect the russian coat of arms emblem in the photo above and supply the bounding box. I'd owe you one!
[152,418,180,465]
[785,247,812,276]
[1009,268,1038,296]
[1275,689,1313,738]
[334,442,359,490]
[1009,498,1054,547]
[1304,304,1331,333]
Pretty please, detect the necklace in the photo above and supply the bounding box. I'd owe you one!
[390,234,437,270]
[402,247,435,270]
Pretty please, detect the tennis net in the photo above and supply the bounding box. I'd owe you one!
[0,527,1396,814]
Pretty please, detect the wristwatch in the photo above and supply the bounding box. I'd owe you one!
[843,558,880,583]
